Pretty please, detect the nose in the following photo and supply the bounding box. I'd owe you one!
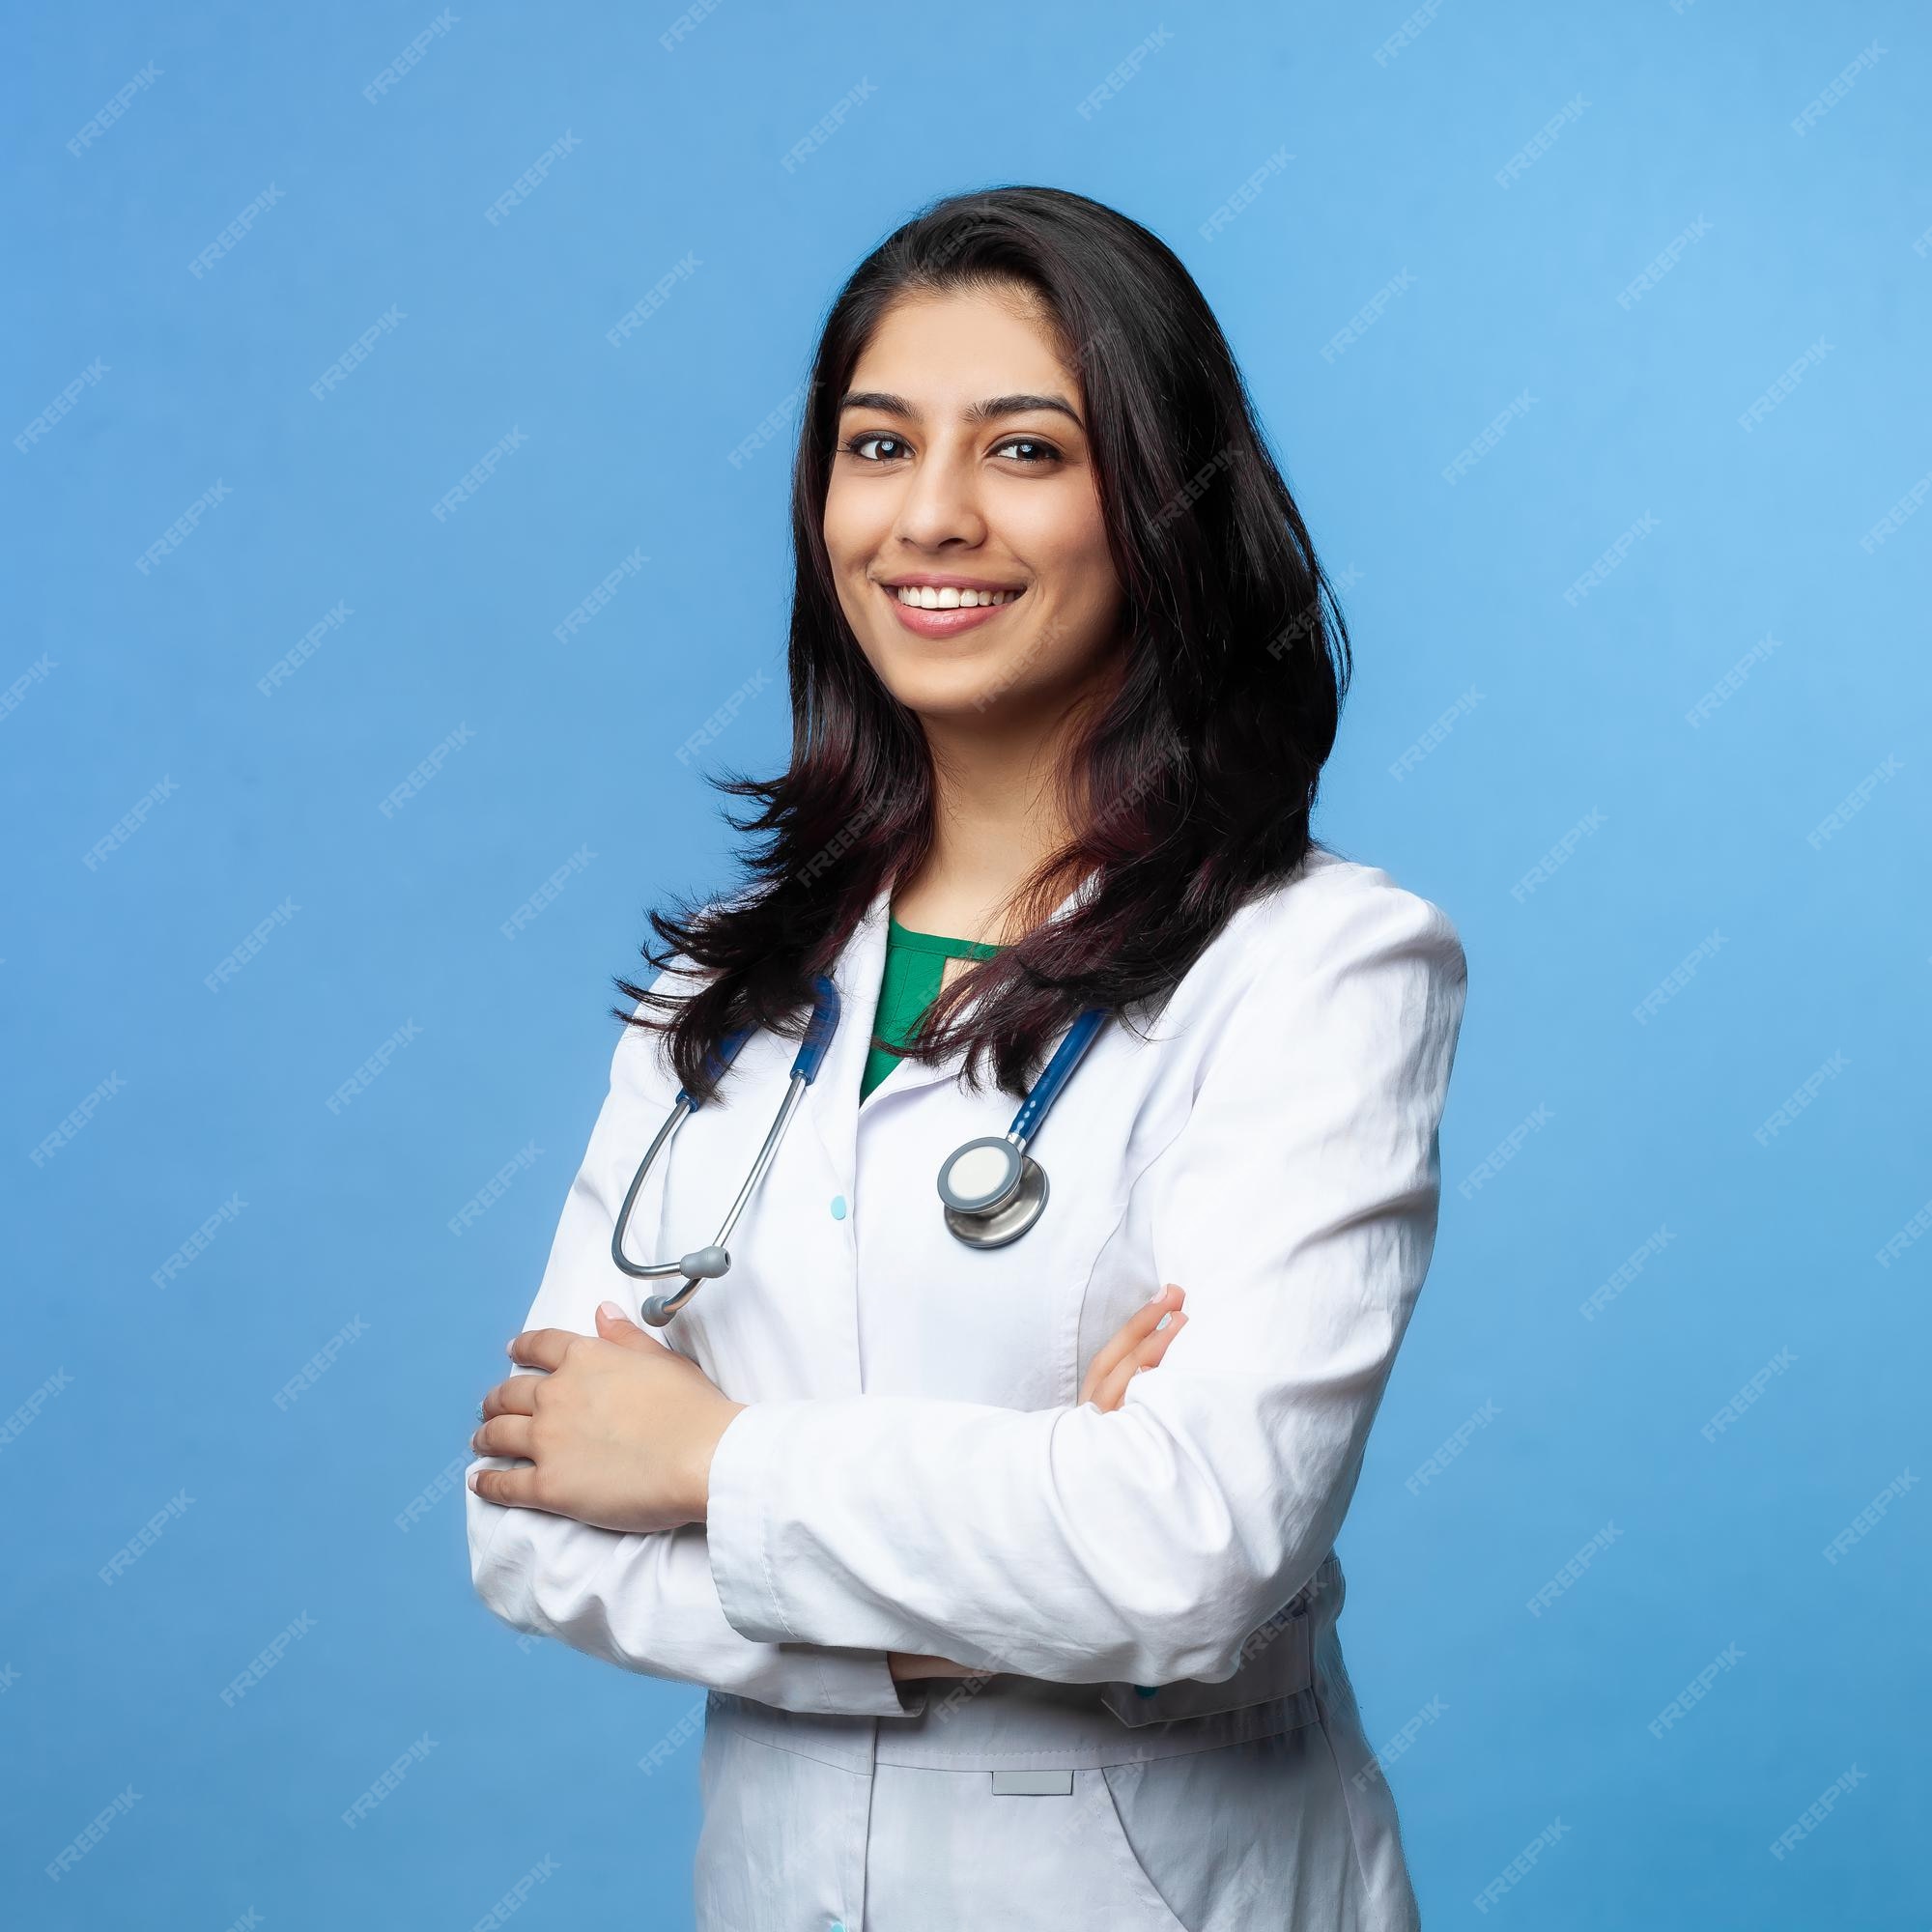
[890,440,988,552]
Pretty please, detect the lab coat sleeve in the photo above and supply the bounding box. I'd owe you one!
[703,874,1469,1687]
[465,980,917,1719]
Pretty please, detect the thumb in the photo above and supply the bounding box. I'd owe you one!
[595,1299,657,1349]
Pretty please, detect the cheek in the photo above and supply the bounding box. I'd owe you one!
[823,463,903,534]
[1027,561,1122,674]
[821,490,878,584]
[1014,507,1119,629]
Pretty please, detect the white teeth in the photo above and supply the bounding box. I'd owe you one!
[893,584,1022,609]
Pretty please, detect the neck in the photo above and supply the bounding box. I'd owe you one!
[895,696,1093,945]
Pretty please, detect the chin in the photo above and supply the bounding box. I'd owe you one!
[878,660,1023,722]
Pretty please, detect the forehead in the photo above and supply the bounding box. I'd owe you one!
[843,286,1078,409]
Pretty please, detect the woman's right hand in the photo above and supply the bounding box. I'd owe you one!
[887,1286,1188,1685]
[1078,1283,1187,1411]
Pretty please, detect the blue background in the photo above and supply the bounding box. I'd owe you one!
[8,1,1927,1925]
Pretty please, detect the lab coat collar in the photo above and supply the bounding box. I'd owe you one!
[807,869,1096,1188]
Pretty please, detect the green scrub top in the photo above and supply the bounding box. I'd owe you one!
[860,917,1006,1101]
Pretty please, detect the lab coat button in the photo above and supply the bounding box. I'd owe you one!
[830,1194,847,1220]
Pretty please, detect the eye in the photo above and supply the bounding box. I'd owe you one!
[838,432,1065,466]
[992,436,1062,465]
[839,433,909,463]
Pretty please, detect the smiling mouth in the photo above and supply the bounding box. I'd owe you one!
[876,579,1030,640]
[884,583,1026,609]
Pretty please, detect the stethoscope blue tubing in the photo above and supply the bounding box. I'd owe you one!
[670,976,1103,1139]
[610,973,1105,1320]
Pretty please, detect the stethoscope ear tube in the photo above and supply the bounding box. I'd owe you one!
[1006,1008,1106,1144]
[612,979,841,1321]
[610,1097,695,1279]
[794,975,840,1082]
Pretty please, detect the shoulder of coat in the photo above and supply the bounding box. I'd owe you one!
[1220,842,1466,990]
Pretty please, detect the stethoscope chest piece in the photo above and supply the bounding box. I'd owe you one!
[614,983,1110,1321]
[937,1135,1050,1249]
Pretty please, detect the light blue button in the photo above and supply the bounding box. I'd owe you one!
[830,1195,847,1221]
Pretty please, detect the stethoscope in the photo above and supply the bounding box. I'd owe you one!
[611,975,1108,1325]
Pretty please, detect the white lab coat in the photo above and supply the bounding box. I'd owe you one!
[468,842,1468,1931]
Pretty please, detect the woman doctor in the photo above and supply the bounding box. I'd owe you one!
[467,185,1468,1931]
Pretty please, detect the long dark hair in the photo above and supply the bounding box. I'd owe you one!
[614,185,1350,1104]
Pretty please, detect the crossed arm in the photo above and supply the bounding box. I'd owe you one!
[469,1288,1191,1687]
[466,878,1465,1706]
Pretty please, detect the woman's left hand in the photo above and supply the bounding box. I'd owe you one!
[469,1301,747,1534]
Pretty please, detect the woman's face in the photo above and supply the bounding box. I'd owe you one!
[823,284,1125,730]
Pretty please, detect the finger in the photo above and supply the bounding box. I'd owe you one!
[1135,1307,1186,1371]
[469,1464,545,1509]
[595,1300,667,1351]
[480,1376,539,1421]
[1078,1285,1186,1406]
[890,1652,989,1681]
[1094,1349,1143,1413]
[1080,1291,1185,1406]
[507,1327,579,1373]
[471,1414,533,1460]
[1091,1312,1188,1413]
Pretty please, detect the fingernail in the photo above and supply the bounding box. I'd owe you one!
[1148,1286,1169,1304]
[1154,1313,1172,1332]
[598,1300,624,1321]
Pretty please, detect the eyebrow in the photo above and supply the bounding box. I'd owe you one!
[836,389,1084,429]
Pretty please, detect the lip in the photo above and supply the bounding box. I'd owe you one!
[877,573,1026,592]
[877,578,1028,640]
